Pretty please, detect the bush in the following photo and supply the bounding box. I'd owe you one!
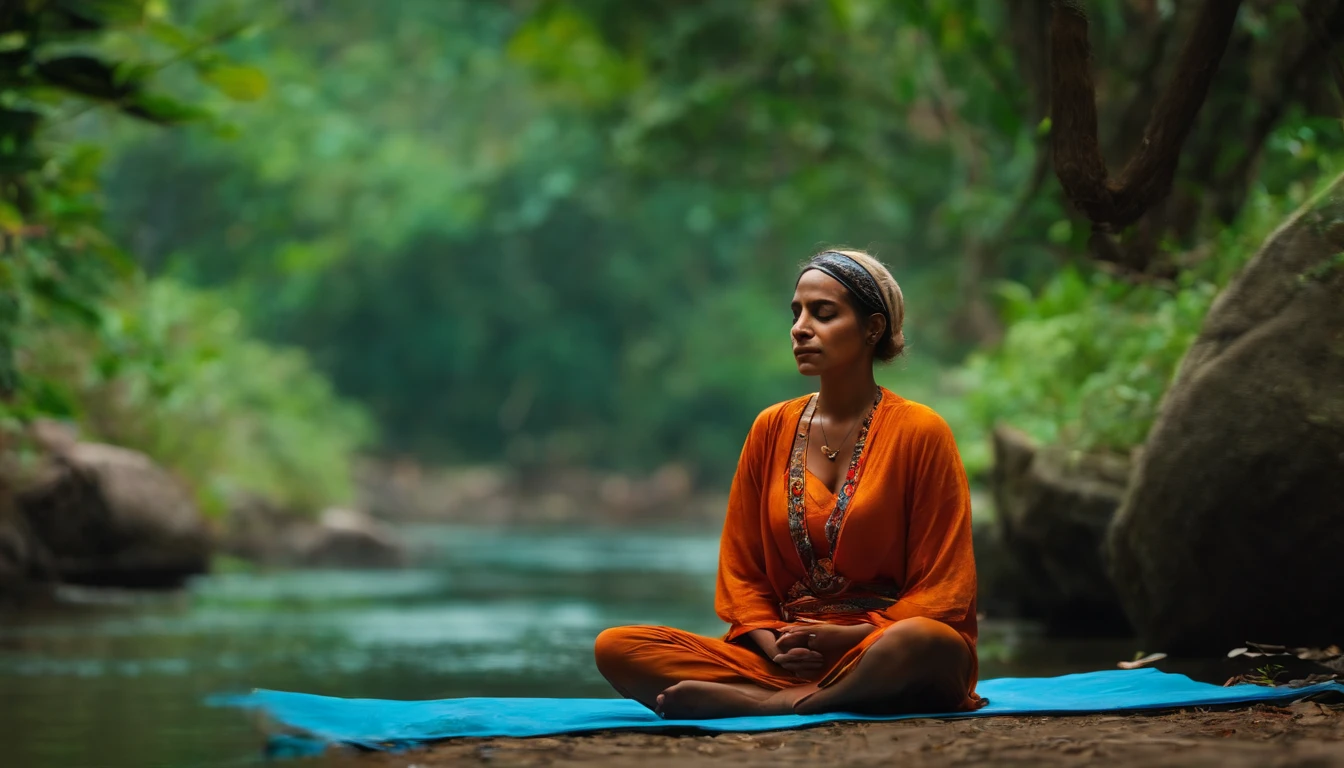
[11,278,374,517]
[958,173,1334,461]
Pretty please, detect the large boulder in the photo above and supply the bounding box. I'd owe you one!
[16,441,211,588]
[988,425,1131,635]
[1108,186,1344,653]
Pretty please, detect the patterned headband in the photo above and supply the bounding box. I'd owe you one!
[799,251,891,330]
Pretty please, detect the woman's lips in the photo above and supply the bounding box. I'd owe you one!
[793,348,820,357]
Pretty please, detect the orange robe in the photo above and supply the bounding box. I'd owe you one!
[595,388,981,710]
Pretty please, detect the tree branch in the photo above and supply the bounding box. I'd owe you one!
[1049,0,1243,246]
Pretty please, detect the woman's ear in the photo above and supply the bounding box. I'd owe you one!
[866,314,887,345]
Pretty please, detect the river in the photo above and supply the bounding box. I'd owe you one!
[0,524,1133,768]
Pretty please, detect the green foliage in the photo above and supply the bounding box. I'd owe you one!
[98,0,1063,482]
[1,0,209,388]
[960,267,1213,457]
[959,139,1344,463]
[71,0,1344,491]
[1,1,363,517]
[1246,664,1287,686]
[13,278,373,516]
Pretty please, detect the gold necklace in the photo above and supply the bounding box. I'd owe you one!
[817,406,861,461]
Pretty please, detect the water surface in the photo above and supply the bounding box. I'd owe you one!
[0,524,1131,768]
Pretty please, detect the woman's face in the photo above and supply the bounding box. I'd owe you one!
[791,269,876,376]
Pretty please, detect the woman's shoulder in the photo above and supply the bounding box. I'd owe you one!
[746,393,813,438]
[880,390,956,442]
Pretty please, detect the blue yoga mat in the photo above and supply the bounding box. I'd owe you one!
[213,669,1344,756]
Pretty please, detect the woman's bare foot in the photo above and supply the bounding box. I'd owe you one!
[654,681,815,720]
[654,681,776,719]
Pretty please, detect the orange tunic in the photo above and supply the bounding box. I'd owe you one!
[595,388,981,709]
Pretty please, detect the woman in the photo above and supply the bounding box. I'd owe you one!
[594,249,982,719]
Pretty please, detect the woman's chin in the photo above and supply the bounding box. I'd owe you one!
[795,361,821,376]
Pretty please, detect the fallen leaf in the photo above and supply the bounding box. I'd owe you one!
[1118,652,1167,669]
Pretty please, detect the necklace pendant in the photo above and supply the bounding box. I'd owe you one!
[822,446,839,461]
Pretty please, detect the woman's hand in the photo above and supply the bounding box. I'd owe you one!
[772,645,827,678]
[745,628,785,660]
[745,628,824,678]
[750,623,876,679]
[777,623,876,659]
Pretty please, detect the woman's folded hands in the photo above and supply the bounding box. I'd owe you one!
[769,623,876,678]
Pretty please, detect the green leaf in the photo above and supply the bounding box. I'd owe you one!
[147,20,194,52]
[0,32,27,53]
[202,65,270,101]
[208,118,242,140]
[124,92,210,124]
[112,60,156,89]
[1047,219,1072,244]
[0,201,24,233]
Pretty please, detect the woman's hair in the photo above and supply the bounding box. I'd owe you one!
[800,248,906,362]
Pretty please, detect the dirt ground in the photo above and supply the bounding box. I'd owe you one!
[318,700,1344,768]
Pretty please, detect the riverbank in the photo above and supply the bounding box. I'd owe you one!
[330,702,1344,767]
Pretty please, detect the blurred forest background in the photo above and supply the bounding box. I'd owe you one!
[5,3,1344,765]
[3,0,1342,518]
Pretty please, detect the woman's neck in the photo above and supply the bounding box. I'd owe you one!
[816,368,880,420]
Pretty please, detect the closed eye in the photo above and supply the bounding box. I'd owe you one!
[791,299,839,322]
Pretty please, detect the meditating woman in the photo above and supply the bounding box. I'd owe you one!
[594,249,982,719]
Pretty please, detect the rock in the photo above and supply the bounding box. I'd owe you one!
[220,496,410,569]
[971,520,1021,621]
[1108,184,1344,653]
[15,442,210,588]
[989,425,1132,635]
[355,458,718,526]
[356,459,516,522]
[0,492,54,597]
[217,491,294,563]
[286,507,408,569]
[0,431,56,598]
[28,418,78,455]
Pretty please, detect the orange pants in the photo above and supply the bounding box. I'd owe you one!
[595,625,808,699]
[594,620,980,713]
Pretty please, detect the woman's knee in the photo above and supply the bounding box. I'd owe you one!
[593,625,662,676]
[867,617,967,670]
[858,618,970,711]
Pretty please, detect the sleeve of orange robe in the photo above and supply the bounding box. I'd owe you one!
[716,407,788,642]
[868,412,977,629]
